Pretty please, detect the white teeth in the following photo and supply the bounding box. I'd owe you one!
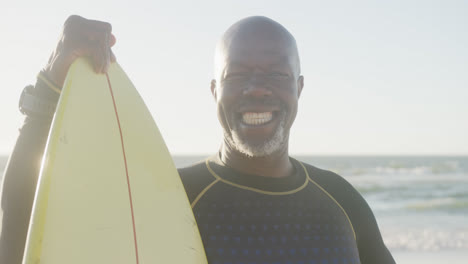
[242,112,273,125]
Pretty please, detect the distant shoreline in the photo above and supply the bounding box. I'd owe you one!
[2,154,468,173]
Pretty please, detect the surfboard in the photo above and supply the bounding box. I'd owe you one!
[22,58,207,263]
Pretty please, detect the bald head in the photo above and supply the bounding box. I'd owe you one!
[211,16,304,158]
[214,16,301,81]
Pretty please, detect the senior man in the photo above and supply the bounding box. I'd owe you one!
[0,15,395,264]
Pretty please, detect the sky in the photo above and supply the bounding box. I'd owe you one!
[1,0,467,156]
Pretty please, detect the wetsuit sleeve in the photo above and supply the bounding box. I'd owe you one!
[308,166,396,264]
[0,80,57,264]
[348,190,395,264]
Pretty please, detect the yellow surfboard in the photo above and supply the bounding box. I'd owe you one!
[22,58,207,263]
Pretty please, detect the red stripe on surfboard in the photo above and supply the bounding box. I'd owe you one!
[106,73,140,264]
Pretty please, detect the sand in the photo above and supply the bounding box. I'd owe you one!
[392,250,468,264]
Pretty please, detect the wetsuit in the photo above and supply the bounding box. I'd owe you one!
[179,155,395,264]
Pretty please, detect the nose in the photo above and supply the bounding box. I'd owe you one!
[243,78,272,97]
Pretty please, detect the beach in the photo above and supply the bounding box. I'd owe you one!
[393,250,467,264]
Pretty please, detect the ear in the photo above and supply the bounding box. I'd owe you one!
[297,75,304,98]
[210,79,217,101]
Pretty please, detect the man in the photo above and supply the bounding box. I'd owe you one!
[0,15,395,263]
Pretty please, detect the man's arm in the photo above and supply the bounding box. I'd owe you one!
[351,196,395,264]
[337,182,395,264]
[306,165,396,264]
[0,103,54,264]
[0,15,115,264]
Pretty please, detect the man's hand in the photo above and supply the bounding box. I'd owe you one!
[42,15,116,88]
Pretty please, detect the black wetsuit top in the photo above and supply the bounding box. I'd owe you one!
[179,156,395,264]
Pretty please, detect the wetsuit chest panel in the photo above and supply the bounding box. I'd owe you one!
[192,177,361,263]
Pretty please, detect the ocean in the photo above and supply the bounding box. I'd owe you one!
[1,155,467,263]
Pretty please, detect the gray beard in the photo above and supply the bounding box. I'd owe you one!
[224,113,287,158]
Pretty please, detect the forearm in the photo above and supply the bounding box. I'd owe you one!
[0,78,58,264]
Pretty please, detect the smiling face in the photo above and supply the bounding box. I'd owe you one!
[212,17,304,157]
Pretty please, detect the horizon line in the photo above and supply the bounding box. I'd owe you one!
[2,153,467,158]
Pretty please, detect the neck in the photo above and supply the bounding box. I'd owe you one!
[218,141,294,178]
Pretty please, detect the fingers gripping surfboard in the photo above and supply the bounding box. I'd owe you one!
[22,58,207,263]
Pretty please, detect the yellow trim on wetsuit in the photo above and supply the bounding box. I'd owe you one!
[298,161,357,241]
[205,160,309,196]
[191,178,220,208]
[37,73,61,94]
